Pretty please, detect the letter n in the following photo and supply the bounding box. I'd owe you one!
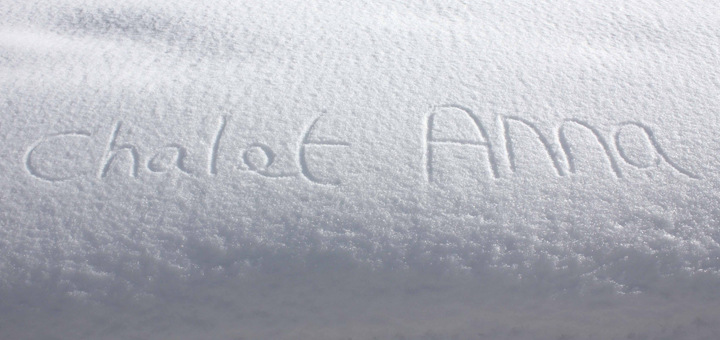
[558,119,622,178]
[501,116,565,176]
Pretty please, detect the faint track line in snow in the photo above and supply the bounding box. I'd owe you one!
[425,111,435,183]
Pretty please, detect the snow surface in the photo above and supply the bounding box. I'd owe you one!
[2,0,720,339]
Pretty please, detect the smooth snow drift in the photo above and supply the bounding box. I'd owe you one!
[1,0,720,339]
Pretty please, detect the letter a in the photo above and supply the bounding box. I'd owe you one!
[425,105,499,182]
[614,122,699,179]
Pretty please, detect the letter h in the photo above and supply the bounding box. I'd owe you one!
[98,121,139,178]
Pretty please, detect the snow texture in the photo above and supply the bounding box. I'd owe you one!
[2,0,720,339]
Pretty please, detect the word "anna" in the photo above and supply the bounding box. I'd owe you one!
[425,105,698,181]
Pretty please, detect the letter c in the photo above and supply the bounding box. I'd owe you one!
[25,131,92,182]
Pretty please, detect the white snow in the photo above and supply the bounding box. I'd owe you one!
[2,0,720,339]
